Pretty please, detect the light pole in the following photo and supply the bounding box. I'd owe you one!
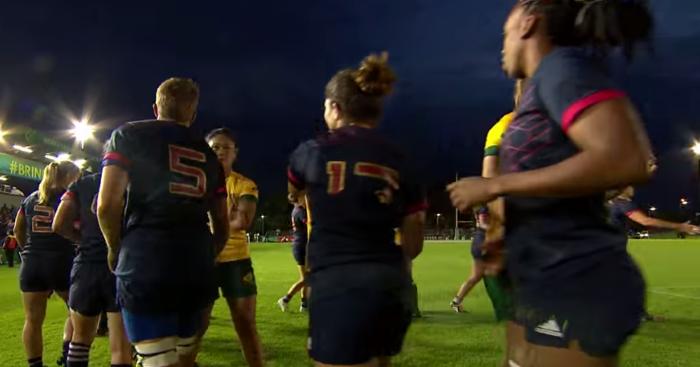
[435,213,442,237]
[692,141,700,219]
[649,206,656,217]
[70,119,95,150]
[261,215,266,240]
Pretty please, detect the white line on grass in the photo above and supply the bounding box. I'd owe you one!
[649,290,700,301]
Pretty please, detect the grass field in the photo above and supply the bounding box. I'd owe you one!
[1,240,699,366]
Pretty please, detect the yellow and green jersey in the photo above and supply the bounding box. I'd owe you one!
[483,112,514,157]
[217,171,259,263]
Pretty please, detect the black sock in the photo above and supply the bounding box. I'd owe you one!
[300,297,308,307]
[67,342,90,367]
[27,356,42,367]
[111,364,132,367]
[283,295,291,303]
[62,340,71,361]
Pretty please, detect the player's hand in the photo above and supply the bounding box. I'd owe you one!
[679,222,700,235]
[107,248,119,273]
[447,177,498,212]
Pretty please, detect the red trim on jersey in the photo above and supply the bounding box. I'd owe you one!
[406,200,429,215]
[287,168,304,189]
[103,152,132,167]
[562,90,626,132]
[61,191,76,202]
[215,186,227,196]
[625,209,643,217]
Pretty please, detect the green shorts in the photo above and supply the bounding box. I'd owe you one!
[483,273,514,322]
[216,258,257,299]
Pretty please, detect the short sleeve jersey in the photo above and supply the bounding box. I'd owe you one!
[102,120,226,293]
[484,112,514,157]
[217,171,258,262]
[288,126,427,273]
[291,205,308,246]
[62,173,105,263]
[499,48,629,283]
[103,120,225,234]
[608,198,641,232]
[19,191,73,256]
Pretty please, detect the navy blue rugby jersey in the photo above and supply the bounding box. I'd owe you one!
[288,126,427,272]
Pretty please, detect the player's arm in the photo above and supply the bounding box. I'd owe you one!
[449,100,652,209]
[209,195,230,256]
[400,211,426,260]
[13,209,26,248]
[231,196,256,231]
[627,211,700,234]
[53,197,81,243]
[97,165,128,253]
[482,156,499,178]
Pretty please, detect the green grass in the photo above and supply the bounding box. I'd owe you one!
[1,240,699,366]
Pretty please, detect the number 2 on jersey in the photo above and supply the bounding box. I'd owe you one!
[32,205,55,233]
[169,145,207,198]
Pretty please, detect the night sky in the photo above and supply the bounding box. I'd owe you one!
[1,1,699,217]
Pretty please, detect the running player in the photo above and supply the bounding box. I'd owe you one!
[277,195,309,312]
[97,78,229,367]
[14,160,80,367]
[198,127,263,367]
[288,53,427,367]
[609,186,700,236]
[451,81,522,317]
[53,171,132,367]
[448,1,655,365]
[450,207,489,313]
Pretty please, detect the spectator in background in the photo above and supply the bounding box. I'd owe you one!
[3,228,18,267]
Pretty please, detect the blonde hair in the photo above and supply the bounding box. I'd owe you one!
[38,161,80,205]
[155,77,200,123]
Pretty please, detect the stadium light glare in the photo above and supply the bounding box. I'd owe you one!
[650,206,657,212]
[70,119,95,149]
[13,144,33,153]
[45,154,59,161]
[73,159,87,168]
[0,175,7,181]
[692,141,700,157]
[57,153,71,161]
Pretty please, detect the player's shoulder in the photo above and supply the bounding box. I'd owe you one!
[535,47,611,86]
[22,191,40,206]
[113,119,160,136]
[229,171,257,188]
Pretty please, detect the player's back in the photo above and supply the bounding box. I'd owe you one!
[105,120,223,236]
[289,126,424,272]
[21,191,73,256]
[65,173,106,263]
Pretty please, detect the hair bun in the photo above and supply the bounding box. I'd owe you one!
[354,52,396,97]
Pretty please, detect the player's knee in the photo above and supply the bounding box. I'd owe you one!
[134,337,178,367]
[176,335,200,358]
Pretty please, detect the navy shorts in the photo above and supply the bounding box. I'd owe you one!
[19,253,74,292]
[514,253,645,357]
[471,229,486,260]
[69,262,119,316]
[292,243,306,266]
[121,308,203,343]
[308,263,412,365]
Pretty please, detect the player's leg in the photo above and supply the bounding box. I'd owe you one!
[107,312,133,366]
[175,309,206,367]
[22,291,50,367]
[278,265,307,312]
[451,260,485,312]
[221,259,263,366]
[122,310,180,367]
[56,290,74,366]
[67,311,99,367]
[227,296,264,367]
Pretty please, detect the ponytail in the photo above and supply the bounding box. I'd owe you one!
[38,161,79,205]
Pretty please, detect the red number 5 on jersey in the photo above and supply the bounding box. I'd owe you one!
[169,145,207,198]
[32,205,55,233]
